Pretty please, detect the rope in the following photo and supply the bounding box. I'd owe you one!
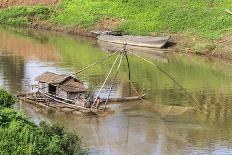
[104,52,125,110]
[92,52,121,108]
[129,51,202,112]
[75,49,121,75]
[34,50,121,95]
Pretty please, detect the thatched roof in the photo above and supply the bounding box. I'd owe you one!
[35,71,70,84]
[35,72,86,93]
[60,79,86,92]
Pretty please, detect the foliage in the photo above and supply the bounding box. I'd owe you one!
[193,42,216,54]
[0,5,52,27]
[0,89,84,155]
[0,89,15,107]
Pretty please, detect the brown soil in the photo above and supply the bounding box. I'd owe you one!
[31,17,122,37]
[211,36,232,59]
[94,17,121,30]
[32,21,93,37]
[0,0,58,8]
[153,32,232,60]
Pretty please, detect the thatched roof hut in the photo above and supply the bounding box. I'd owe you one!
[35,72,86,99]
[35,71,69,84]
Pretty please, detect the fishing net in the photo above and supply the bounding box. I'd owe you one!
[128,81,196,117]
[152,103,196,117]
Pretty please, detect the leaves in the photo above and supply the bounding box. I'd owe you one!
[0,89,15,107]
[0,89,84,155]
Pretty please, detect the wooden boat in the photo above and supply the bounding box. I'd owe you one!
[18,91,146,116]
[97,41,169,63]
[97,34,170,48]
[18,91,97,115]
[102,93,147,102]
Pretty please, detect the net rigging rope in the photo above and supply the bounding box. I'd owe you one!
[128,51,202,112]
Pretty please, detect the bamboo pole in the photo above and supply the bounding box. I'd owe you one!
[104,52,125,110]
[92,53,121,108]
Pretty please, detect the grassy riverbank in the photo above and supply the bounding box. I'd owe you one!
[0,0,231,55]
[0,89,84,155]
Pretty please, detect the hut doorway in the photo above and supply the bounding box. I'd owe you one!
[48,84,56,94]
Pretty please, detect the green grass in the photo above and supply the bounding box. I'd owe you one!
[0,5,52,27]
[50,0,232,39]
[0,0,231,39]
[193,42,216,54]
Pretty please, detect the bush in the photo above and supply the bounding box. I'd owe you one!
[0,108,85,154]
[0,5,52,27]
[0,89,84,154]
[194,42,216,54]
[0,89,15,107]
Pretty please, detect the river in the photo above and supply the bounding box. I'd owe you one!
[0,26,232,155]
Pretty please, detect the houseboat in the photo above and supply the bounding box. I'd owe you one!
[18,72,145,116]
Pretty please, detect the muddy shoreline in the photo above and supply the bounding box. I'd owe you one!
[2,21,231,60]
[36,23,232,60]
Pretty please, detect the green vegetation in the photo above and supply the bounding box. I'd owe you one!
[0,5,52,27]
[193,42,216,54]
[0,89,84,155]
[0,0,231,40]
[0,89,15,107]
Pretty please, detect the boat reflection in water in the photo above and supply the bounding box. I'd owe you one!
[97,41,169,63]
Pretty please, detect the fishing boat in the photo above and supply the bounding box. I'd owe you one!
[92,30,170,48]
[18,46,200,117]
[97,41,169,63]
[18,71,146,116]
[97,35,170,48]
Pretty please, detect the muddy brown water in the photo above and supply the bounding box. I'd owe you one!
[1,26,232,155]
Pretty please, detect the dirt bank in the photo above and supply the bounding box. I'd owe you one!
[0,0,58,8]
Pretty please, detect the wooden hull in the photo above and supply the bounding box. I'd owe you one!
[97,35,170,48]
[102,93,146,102]
[97,41,169,63]
[18,91,145,116]
[20,97,96,116]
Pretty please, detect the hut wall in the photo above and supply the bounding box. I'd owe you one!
[68,92,78,100]
[57,88,68,99]
[38,82,48,92]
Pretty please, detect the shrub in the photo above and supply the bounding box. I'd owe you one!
[194,42,216,54]
[0,89,15,107]
[0,89,84,154]
[0,108,85,154]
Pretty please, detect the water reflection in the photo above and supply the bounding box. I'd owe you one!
[0,52,25,93]
[0,26,232,154]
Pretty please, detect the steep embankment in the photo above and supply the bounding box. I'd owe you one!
[0,0,231,58]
